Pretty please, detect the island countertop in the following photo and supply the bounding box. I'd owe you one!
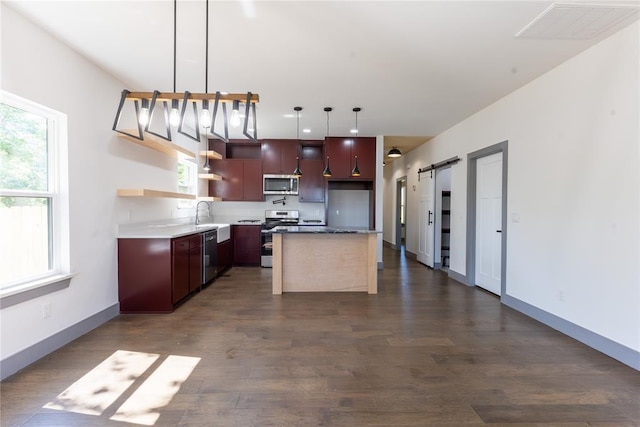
[269,226,380,234]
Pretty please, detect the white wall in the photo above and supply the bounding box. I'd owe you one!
[0,5,199,362]
[383,22,639,354]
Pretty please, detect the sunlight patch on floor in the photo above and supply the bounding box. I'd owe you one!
[110,355,200,425]
[43,350,200,425]
[44,350,159,416]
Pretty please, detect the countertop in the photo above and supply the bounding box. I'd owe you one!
[116,223,221,239]
[269,226,380,234]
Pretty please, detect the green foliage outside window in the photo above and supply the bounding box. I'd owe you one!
[0,103,48,207]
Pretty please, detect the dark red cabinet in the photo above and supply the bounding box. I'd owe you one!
[233,224,261,266]
[217,238,233,275]
[262,139,299,174]
[298,159,325,202]
[210,159,263,201]
[118,233,203,314]
[324,137,376,180]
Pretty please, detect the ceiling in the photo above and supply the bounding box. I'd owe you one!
[6,1,639,159]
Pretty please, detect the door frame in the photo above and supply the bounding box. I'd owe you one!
[466,141,508,296]
[395,176,407,249]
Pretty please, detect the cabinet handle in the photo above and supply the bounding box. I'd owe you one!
[428,210,433,225]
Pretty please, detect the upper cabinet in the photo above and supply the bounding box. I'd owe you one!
[208,140,263,202]
[298,141,325,203]
[261,139,299,175]
[324,137,376,180]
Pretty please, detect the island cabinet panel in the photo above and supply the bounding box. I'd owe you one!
[262,139,299,175]
[217,237,233,274]
[233,224,261,266]
[209,159,263,201]
[324,137,376,180]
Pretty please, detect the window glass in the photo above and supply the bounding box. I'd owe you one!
[0,94,63,289]
[0,104,48,191]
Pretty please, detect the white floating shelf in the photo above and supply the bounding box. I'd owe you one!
[197,196,223,202]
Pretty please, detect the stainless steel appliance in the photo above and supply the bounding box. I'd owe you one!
[202,229,217,285]
[263,174,299,195]
[261,210,300,267]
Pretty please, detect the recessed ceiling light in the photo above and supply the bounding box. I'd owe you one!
[350,129,358,134]
[283,113,295,118]
[303,129,311,133]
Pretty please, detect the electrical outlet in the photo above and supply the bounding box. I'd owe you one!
[42,302,52,319]
[558,288,565,302]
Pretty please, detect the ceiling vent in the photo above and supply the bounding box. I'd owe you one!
[516,2,639,39]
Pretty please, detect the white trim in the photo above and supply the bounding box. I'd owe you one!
[0,91,70,293]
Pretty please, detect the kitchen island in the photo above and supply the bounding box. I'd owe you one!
[271,227,379,294]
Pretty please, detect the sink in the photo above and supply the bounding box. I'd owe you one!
[209,223,230,242]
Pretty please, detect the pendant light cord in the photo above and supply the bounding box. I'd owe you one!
[173,0,177,93]
[205,0,209,93]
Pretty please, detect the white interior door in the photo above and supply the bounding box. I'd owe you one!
[417,173,435,268]
[475,152,503,294]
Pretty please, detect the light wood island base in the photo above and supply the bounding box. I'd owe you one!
[272,232,377,294]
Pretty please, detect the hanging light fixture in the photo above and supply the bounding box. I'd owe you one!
[112,0,259,142]
[322,107,332,177]
[351,107,361,177]
[388,147,402,158]
[292,106,303,177]
[230,100,241,128]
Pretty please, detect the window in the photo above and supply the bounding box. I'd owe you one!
[0,92,69,293]
[177,158,197,209]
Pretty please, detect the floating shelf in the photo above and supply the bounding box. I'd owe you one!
[199,150,223,160]
[198,173,222,181]
[197,196,223,202]
[117,189,196,200]
[117,131,195,159]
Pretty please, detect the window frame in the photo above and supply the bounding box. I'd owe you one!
[0,91,71,302]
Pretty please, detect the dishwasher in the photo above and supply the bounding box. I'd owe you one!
[202,229,217,285]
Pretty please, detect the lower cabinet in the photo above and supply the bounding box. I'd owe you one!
[172,235,202,303]
[217,238,233,275]
[118,233,202,314]
[233,224,261,266]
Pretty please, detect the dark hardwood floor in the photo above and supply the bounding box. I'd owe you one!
[2,247,639,426]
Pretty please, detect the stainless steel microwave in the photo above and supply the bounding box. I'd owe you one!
[263,174,299,195]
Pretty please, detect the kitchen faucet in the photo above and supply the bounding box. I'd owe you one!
[195,201,211,225]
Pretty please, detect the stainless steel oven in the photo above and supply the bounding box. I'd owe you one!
[261,210,299,267]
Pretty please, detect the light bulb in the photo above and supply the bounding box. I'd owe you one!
[138,99,150,126]
[230,100,241,128]
[169,99,180,127]
[200,100,211,129]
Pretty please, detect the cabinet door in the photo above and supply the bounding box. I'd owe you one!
[210,160,244,201]
[280,140,299,175]
[242,159,264,201]
[324,137,353,179]
[216,239,233,274]
[352,137,376,180]
[172,238,190,303]
[298,159,325,202]
[261,140,282,174]
[233,225,261,266]
[188,235,202,292]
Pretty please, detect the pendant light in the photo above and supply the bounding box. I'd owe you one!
[351,107,361,177]
[387,147,402,158]
[322,107,332,177]
[169,0,180,127]
[292,106,303,177]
